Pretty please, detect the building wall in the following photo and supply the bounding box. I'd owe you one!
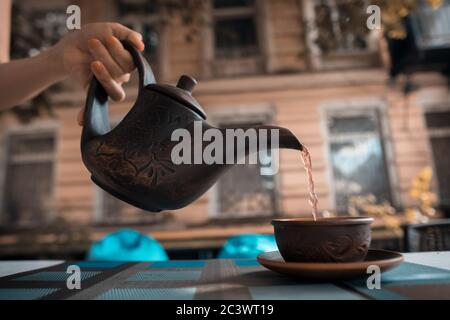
[268,0,306,73]
[0,0,11,63]
[0,0,448,229]
[41,70,442,226]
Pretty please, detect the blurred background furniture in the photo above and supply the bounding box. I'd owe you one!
[403,219,450,252]
[87,229,168,262]
[217,233,278,259]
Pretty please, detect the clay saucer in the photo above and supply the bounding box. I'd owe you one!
[257,249,404,280]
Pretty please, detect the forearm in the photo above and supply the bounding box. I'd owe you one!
[0,48,67,111]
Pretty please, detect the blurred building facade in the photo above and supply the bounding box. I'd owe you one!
[0,0,449,258]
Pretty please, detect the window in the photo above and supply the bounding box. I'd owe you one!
[213,0,259,59]
[117,0,160,72]
[1,130,56,226]
[326,109,392,212]
[10,2,67,58]
[313,0,370,54]
[97,190,167,225]
[425,109,450,208]
[117,0,158,15]
[212,114,279,218]
[211,0,263,76]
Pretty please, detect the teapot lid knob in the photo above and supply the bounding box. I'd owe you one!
[146,74,206,119]
[176,75,197,93]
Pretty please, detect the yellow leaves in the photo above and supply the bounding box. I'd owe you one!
[409,189,421,199]
[379,0,444,39]
[421,192,437,205]
[345,165,439,230]
[398,7,411,17]
[388,29,407,39]
[408,166,437,218]
[405,208,430,224]
[348,195,396,218]
[346,164,439,229]
[384,215,402,229]
[427,0,444,9]
[420,166,433,180]
[410,166,434,200]
[405,208,417,223]
[347,194,401,231]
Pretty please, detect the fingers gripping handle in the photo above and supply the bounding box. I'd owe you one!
[81,40,155,144]
[121,40,155,90]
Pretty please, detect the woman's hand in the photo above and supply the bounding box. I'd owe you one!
[0,22,144,123]
[51,22,145,125]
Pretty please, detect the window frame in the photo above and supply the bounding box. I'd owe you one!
[202,0,270,78]
[9,0,69,59]
[0,122,59,225]
[319,99,399,212]
[212,1,259,58]
[207,104,281,219]
[95,184,168,225]
[417,90,450,208]
[93,185,148,225]
[303,0,379,71]
[422,103,450,207]
[116,0,168,80]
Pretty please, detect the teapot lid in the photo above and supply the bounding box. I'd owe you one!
[146,75,206,119]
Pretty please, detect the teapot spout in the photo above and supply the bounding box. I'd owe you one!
[217,124,303,164]
[255,125,304,151]
[222,124,303,152]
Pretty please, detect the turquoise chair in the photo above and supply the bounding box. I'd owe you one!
[87,228,169,261]
[218,233,278,259]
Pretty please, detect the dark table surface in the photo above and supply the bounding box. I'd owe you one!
[0,251,449,300]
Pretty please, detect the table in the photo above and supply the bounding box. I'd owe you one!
[0,252,449,300]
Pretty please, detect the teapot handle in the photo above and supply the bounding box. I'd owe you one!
[81,40,155,145]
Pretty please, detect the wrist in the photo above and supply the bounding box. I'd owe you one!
[40,44,68,83]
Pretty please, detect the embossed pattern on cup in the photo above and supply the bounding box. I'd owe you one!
[272,217,374,263]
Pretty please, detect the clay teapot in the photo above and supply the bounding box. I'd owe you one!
[81,41,304,212]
